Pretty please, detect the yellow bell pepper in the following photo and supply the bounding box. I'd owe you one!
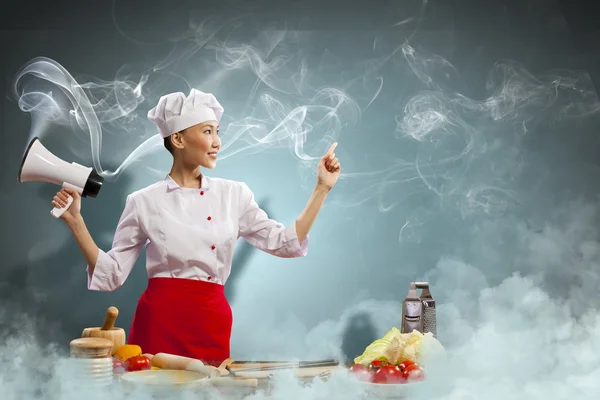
[114,344,142,361]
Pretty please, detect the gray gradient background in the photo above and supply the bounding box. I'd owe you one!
[2,0,600,398]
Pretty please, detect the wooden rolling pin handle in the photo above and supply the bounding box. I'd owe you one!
[151,353,220,378]
[101,306,119,330]
[218,358,235,370]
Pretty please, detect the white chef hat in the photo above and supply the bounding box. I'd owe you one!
[147,88,224,138]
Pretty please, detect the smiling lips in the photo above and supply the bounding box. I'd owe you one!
[208,152,218,159]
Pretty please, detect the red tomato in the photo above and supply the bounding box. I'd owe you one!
[372,365,407,384]
[397,360,416,372]
[369,360,388,369]
[403,364,425,382]
[348,364,373,382]
[125,355,152,372]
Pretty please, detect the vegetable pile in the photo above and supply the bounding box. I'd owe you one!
[112,344,154,374]
[348,327,444,384]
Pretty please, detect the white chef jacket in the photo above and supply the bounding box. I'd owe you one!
[87,174,309,292]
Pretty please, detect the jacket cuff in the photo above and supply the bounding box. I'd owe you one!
[86,250,113,291]
[285,221,309,257]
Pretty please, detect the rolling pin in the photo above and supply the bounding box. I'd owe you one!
[218,358,235,376]
[151,353,222,378]
[149,354,257,387]
[81,306,126,355]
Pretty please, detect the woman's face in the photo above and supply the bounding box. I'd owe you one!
[174,120,220,168]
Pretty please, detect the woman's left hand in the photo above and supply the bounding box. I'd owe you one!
[317,142,341,190]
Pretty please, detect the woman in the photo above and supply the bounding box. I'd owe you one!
[51,89,340,365]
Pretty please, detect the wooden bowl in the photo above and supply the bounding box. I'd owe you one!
[81,306,126,356]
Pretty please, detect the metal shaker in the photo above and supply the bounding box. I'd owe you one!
[401,282,423,334]
[401,281,437,338]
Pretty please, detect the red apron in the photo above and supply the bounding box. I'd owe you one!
[128,277,233,366]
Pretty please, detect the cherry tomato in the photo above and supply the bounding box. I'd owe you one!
[125,355,152,372]
[372,365,407,384]
[348,364,373,382]
[403,364,425,382]
[397,360,416,372]
[369,360,388,369]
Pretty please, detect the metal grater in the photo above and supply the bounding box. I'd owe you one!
[401,281,437,338]
[416,282,437,338]
[422,305,437,338]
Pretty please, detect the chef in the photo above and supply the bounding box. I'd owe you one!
[51,88,341,365]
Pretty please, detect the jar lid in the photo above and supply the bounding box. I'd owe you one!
[69,337,113,358]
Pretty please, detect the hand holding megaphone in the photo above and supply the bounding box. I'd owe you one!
[51,187,81,220]
[18,137,103,218]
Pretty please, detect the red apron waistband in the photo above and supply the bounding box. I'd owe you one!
[147,277,224,295]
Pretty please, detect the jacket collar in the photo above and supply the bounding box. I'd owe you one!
[165,174,210,191]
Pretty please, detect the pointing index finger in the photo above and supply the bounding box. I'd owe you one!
[327,142,338,156]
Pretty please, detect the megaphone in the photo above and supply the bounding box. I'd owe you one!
[18,137,104,218]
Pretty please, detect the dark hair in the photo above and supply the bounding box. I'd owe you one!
[164,136,174,154]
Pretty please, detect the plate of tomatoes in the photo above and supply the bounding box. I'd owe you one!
[348,359,424,397]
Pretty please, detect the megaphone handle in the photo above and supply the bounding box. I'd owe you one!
[50,195,73,218]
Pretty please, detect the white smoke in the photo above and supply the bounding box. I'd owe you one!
[6,0,600,399]
[12,22,363,182]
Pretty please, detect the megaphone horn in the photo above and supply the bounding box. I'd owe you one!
[18,137,104,218]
